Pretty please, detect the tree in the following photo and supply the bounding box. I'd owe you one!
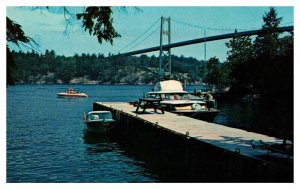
[225,30,253,89]
[204,57,229,89]
[53,57,76,84]
[253,7,282,58]
[6,47,16,85]
[43,49,57,73]
[6,6,121,85]
[251,7,286,92]
[224,7,293,141]
[76,7,121,45]
[6,17,38,85]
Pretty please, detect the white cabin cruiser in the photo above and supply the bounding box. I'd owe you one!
[146,80,220,121]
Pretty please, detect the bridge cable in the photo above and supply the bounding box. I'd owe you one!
[118,18,161,53]
[125,25,161,53]
[172,18,260,32]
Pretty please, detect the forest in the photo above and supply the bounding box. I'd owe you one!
[10,50,206,85]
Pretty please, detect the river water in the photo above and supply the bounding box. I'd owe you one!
[6,84,261,182]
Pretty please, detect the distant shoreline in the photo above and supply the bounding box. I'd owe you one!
[13,82,153,86]
[12,82,208,86]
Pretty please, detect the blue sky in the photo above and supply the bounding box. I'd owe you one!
[7,6,293,61]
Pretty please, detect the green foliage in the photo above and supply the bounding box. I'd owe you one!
[226,8,293,93]
[7,47,16,85]
[225,30,253,88]
[7,7,121,85]
[6,17,38,85]
[76,7,121,44]
[254,7,283,58]
[204,57,230,88]
[11,50,207,84]
[225,7,293,140]
[6,17,36,46]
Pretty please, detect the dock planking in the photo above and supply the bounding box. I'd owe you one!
[94,102,291,161]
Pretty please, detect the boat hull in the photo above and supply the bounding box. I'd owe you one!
[57,92,88,98]
[171,109,220,122]
[84,121,115,134]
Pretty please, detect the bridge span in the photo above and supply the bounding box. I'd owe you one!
[120,26,293,56]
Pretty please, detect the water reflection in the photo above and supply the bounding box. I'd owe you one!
[83,134,116,154]
[82,132,159,182]
[214,100,256,130]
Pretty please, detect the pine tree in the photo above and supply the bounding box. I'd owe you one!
[253,7,282,58]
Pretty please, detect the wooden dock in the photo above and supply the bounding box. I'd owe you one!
[93,102,293,182]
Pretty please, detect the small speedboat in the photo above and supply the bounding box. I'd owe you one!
[83,111,115,134]
[57,87,88,98]
[57,92,88,98]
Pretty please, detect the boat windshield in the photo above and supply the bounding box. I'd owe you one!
[88,113,113,120]
[147,93,190,100]
[162,93,190,100]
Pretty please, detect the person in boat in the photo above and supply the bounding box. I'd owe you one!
[199,92,213,101]
[67,87,75,94]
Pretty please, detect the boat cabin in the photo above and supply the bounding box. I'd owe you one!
[148,80,190,100]
[86,111,113,121]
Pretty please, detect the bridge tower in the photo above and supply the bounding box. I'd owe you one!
[159,17,171,80]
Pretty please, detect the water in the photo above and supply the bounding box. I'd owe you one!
[7,84,259,182]
[7,84,158,182]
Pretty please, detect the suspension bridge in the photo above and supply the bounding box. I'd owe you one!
[116,17,293,80]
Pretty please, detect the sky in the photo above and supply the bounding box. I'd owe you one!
[6,6,293,62]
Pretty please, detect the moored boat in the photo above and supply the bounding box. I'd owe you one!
[83,111,115,134]
[143,80,220,121]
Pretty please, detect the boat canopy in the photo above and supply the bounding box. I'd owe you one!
[153,80,184,93]
[87,111,113,120]
[88,111,112,114]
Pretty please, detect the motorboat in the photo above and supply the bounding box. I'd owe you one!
[57,92,88,98]
[83,111,115,134]
[144,80,220,121]
[57,87,88,98]
[193,87,230,100]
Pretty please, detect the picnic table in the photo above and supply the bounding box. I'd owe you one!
[135,98,164,114]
